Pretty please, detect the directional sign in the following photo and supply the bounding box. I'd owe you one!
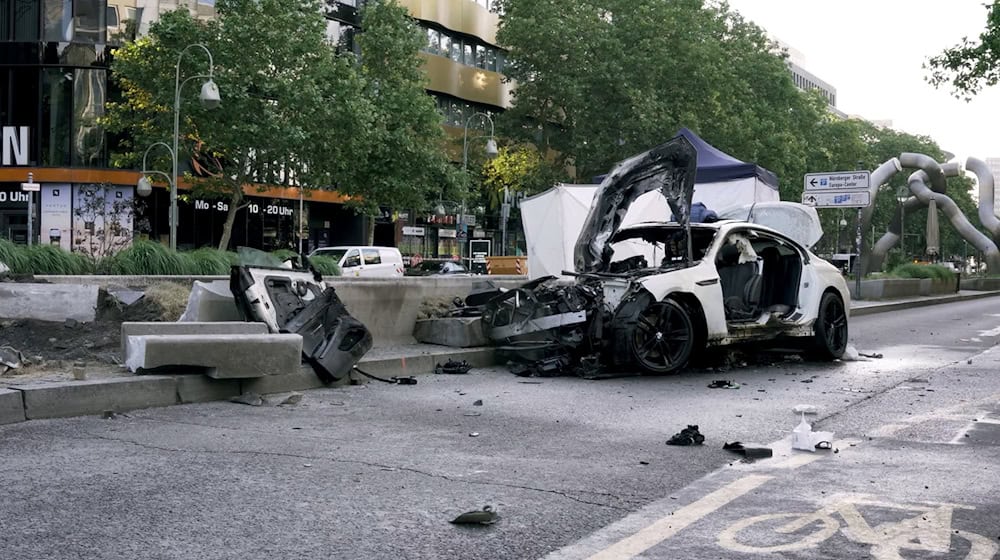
[801,190,871,209]
[804,171,870,192]
[20,181,39,192]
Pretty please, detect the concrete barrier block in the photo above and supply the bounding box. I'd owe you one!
[355,347,496,377]
[175,375,242,403]
[121,321,268,362]
[413,317,488,348]
[178,280,243,322]
[0,283,99,322]
[126,334,303,379]
[241,365,328,394]
[11,376,178,419]
[0,388,25,425]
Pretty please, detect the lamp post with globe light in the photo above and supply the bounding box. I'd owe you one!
[162,43,221,250]
[137,142,174,200]
[461,112,498,262]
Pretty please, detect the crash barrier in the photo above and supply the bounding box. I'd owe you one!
[485,256,526,276]
[849,277,958,300]
[34,275,528,347]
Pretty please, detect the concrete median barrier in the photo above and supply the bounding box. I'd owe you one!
[121,321,269,362]
[0,283,99,322]
[0,388,25,425]
[11,376,178,419]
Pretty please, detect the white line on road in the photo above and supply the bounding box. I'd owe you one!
[583,475,773,560]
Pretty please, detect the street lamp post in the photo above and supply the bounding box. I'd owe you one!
[137,142,175,201]
[170,43,221,251]
[462,112,498,262]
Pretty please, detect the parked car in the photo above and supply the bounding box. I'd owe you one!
[482,136,850,375]
[309,246,404,277]
[405,259,472,277]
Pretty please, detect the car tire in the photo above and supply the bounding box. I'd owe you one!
[807,292,848,360]
[629,299,695,375]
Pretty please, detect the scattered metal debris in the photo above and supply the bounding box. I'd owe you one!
[230,392,265,406]
[666,425,705,446]
[450,505,498,525]
[0,345,25,375]
[435,360,472,375]
[723,441,773,460]
[708,379,740,389]
[792,404,819,415]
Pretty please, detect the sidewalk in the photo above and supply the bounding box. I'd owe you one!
[2,290,999,426]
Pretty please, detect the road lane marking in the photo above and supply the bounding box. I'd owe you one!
[584,475,773,560]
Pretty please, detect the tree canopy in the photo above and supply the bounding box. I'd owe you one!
[106,0,454,249]
[926,1,1000,99]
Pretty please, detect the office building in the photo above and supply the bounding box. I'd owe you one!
[0,0,508,258]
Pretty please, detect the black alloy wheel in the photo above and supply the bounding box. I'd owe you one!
[810,292,848,360]
[629,299,695,374]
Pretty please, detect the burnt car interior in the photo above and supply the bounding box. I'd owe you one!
[716,231,803,322]
[607,226,718,274]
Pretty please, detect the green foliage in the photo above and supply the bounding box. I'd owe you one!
[889,263,955,280]
[926,1,1000,99]
[105,0,373,250]
[309,255,342,276]
[348,0,462,215]
[186,247,239,275]
[0,238,28,273]
[479,145,566,211]
[99,240,191,275]
[20,246,94,275]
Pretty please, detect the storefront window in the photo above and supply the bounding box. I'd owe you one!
[72,68,105,166]
[44,0,105,43]
[41,68,73,166]
[0,0,42,41]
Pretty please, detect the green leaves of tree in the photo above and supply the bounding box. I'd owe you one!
[105,0,454,248]
[926,1,1000,99]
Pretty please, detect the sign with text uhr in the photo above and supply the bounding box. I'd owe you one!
[804,171,870,192]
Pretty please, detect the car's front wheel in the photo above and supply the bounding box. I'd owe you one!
[629,299,695,374]
[808,291,848,360]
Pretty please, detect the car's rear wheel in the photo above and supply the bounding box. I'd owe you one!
[630,299,695,374]
[808,292,848,360]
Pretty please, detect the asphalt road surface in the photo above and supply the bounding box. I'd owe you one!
[2,297,1000,560]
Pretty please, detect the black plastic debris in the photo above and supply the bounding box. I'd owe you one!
[666,425,705,446]
[723,441,773,459]
[450,505,499,525]
[435,360,472,375]
[283,287,373,384]
[708,379,740,389]
[859,352,884,359]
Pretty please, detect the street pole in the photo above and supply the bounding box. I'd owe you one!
[172,43,220,251]
[855,207,863,298]
[462,112,498,265]
[25,172,33,246]
[298,187,304,254]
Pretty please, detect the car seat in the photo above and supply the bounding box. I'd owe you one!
[717,243,761,320]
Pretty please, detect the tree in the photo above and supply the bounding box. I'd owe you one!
[493,0,827,194]
[350,0,462,242]
[73,184,150,260]
[480,144,565,209]
[926,1,1000,99]
[106,0,374,250]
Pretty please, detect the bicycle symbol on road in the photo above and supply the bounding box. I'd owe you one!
[718,494,998,559]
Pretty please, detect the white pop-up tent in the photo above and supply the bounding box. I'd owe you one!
[521,128,781,280]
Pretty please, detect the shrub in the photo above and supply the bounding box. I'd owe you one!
[186,247,239,275]
[0,238,28,273]
[889,263,955,280]
[309,255,341,276]
[99,240,188,275]
[22,245,94,275]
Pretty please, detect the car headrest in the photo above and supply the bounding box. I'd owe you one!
[719,243,741,265]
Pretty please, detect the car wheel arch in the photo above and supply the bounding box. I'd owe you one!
[662,291,707,351]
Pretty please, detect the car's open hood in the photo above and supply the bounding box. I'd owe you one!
[573,136,697,273]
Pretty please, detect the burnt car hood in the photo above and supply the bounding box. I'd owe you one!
[573,136,697,274]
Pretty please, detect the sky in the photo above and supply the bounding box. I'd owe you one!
[724,0,1000,163]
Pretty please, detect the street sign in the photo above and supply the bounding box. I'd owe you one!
[20,181,39,192]
[804,171,870,192]
[801,190,871,208]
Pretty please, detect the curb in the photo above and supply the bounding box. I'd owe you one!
[850,290,1000,317]
[0,347,496,426]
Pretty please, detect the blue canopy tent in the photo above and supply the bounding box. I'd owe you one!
[592,128,780,209]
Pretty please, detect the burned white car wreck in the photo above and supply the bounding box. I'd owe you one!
[482,136,851,376]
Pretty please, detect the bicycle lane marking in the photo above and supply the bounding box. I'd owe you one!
[542,438,846,560]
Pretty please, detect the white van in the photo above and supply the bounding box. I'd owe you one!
[309,246,405,277]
